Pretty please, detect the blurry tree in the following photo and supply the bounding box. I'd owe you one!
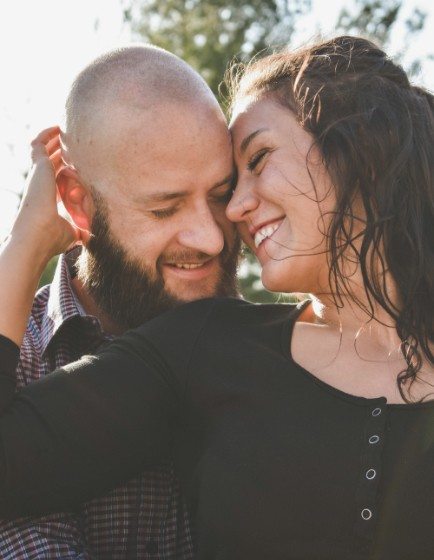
[336,0,429,76]
[122,0,310,97]
[337,0,402,44]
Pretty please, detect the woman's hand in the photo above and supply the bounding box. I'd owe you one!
[11,126,82,260]
[0,126,82,346]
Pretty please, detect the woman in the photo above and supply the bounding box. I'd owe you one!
[0,36,433,559]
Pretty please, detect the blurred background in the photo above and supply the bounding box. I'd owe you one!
[1,0,432,301]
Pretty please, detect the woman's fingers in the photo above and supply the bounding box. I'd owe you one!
[46,135,61,158]
[50,148,62,171]
[30,126,60,163]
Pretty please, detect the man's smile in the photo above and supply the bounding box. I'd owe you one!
[163,257,218,280]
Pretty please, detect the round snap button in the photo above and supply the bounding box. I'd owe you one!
[372,407,382,417]
[366,468,376,480]
[369,435,380,444]
[361,508,373,520]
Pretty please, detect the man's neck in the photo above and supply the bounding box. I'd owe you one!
[71,276,125,336]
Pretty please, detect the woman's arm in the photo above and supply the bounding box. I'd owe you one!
[0,127,82,411]
[0,127,80,346]
[0,332,177,519]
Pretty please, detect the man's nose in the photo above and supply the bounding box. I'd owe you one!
[226,182,259,223]
[177,206,225,257]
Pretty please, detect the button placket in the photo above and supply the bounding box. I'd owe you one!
[354,402,387,543]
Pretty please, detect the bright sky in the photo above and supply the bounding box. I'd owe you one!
[1,0,433,238]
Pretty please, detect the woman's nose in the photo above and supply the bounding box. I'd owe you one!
[226,186,259,223]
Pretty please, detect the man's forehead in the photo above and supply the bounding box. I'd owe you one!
[98,98,225,150]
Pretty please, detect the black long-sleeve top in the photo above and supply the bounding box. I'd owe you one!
[0,298,433,559]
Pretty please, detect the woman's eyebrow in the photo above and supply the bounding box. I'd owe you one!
[240,128,268,154]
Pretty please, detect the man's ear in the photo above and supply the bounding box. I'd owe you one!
[57,167,94,244]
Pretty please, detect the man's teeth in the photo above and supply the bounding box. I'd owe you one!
[172,263,205,270]
[254,222,281,248]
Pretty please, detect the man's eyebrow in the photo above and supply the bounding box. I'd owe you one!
[134,174,234,205]
[135,191,190,204]
[211,173,235,189]
[240,128,268,154]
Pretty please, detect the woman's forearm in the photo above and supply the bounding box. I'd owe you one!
[0,334,175,518]
[0,126,81,346]
[0,234,51,346]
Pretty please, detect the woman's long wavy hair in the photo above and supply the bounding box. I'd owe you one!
[227,35,434,402]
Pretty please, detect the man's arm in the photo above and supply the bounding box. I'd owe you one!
[0,515,92,560]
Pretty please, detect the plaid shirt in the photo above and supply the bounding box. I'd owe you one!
[0,249,194,559]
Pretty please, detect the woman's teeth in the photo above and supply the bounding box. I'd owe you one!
[254,222,281,248]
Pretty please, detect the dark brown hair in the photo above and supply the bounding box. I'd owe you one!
[228,35,434,402]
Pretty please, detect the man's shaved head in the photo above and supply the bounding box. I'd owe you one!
[63,44,224,189]
[66,44,216,131]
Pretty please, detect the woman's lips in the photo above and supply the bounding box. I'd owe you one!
[253,219,284,249]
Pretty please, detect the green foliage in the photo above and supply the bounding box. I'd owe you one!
[39,256,58,289]
[337,0,402,44]
[336,0,429,77]
[123,0,310,96]
[238,249,278,303]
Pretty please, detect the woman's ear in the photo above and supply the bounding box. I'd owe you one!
[56,166,94,244]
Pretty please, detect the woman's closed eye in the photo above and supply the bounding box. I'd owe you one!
[247,148,270,173]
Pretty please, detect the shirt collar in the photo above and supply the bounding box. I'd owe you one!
[40,246,104,355]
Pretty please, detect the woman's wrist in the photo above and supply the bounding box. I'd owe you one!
[2,232,53,276]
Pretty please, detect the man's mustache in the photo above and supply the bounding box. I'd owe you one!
[159,238,240,268]
[160,250,214,265]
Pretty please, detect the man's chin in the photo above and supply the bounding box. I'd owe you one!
[164,281,221,304]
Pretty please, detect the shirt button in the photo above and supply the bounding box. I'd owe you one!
[372,407,382,417]
[361,508,373,520]
[369,435,380,444]
[366,468,376,480]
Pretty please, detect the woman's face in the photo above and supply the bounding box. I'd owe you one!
[227,95,336,295]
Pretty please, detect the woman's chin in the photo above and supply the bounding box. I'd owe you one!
[261,268,292,294]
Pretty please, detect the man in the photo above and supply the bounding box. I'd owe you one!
[0,44,239,559]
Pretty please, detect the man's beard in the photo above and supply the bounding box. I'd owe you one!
[76,200,240,331]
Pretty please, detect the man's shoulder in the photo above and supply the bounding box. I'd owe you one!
[133,297,246,338]
[115,298,240,359]
[122,296,292,359]
[131,296,299,338]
